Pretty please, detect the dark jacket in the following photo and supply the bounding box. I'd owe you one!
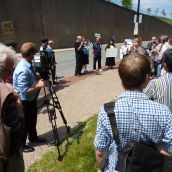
[0,82,24,155]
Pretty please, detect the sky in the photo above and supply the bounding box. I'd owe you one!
[111,0,172,19]
[132,0,172,19]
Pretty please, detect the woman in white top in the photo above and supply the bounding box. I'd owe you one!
[105,40,116,69]
[120,41,130,58]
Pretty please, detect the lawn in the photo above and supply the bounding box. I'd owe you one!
[27,115,98,172]
[158,18,172,25]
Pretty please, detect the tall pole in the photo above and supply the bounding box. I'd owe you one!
[137,0,141,22]
[134,0,141,36]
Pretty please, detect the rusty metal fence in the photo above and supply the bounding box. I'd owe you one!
[0,0,172,49]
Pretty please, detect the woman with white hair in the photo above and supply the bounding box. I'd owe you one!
[0,44,24,172]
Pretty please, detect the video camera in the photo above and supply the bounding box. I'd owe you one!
[33,50,55,80]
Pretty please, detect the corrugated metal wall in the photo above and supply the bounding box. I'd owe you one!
[0,0,172,49]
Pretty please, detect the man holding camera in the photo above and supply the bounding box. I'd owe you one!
[13,42,46,152]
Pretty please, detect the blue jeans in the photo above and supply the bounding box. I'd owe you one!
[157,63,162,78]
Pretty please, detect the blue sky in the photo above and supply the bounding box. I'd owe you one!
[111,0,172,19]
[132,0,172,19]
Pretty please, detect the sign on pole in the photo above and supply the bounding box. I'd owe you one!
[139,15,143,23]
[134,15,137,23]
[134,22,138,35]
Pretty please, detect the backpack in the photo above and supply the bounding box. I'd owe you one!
[104,101,164,172]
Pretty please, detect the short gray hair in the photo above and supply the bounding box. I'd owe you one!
[0,44,16,73]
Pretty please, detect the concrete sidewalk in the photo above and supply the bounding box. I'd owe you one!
[24,68,124,170]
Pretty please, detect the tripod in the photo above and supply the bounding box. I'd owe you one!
[43,80,70,161]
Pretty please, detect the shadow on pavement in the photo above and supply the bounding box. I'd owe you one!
[27,121,86,160]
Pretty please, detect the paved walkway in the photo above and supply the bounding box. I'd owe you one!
[24,68,124,170]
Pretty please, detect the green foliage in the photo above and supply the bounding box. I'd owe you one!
[154,8,159,16]
[146,8,152,14]
[122,0,132,9]
[28,115,98,172]
[161,9,166,18]
[159,18,172,25]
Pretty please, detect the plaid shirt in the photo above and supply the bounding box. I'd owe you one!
[94,91,172,172]
[144,73,172,112]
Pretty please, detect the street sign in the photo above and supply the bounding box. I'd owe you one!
[95,33,101,38]
[134,24,138,35]
[139,15,143,23]
[1,21,15,41]
[134,14,143,24]
[134,15,137,23]
[135,22,138,27]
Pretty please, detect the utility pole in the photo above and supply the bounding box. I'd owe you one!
[134,0,142,36]
[137,0,141,22]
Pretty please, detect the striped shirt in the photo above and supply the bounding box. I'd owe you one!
[144,73,172,112]
[94,91,172,172]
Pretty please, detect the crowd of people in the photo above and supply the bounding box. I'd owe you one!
[74,35,119,76]
[0,39,58,171]
[94,34,172,172]
[1,33,172,172]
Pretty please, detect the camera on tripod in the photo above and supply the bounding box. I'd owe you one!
[33,50,54,80]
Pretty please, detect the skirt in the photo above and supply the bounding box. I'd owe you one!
[82,54,89,65]
[105,57,115,66]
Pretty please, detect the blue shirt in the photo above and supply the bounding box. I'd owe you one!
[94,91,172,171]
[46,46,54,58]
[13,59,37,101]
[83,40,90,55]
[93,42,101,57]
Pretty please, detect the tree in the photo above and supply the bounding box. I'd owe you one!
[170,13,172,18]
[161,9,166,18]
[146,8,152,15]
[155,8,159,16]
[122,0,132,9]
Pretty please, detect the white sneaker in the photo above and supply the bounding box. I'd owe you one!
[93,69,96,72]
[99,69,103,72]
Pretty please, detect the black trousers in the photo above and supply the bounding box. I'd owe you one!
[75,54,83,75]
[153,61,159,76]
[93,55,101,70]
[51,65,56,81]
[22,99,38,144]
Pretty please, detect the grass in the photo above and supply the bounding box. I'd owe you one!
[158,17,172,25]
[27,115,98,172]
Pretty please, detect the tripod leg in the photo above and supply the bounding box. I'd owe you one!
[48,81,70,134]
[49,107,63,161]
[43,86,63,161]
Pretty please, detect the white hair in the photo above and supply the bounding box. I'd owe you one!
[0,44,16,73]
[48,40,55,45]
